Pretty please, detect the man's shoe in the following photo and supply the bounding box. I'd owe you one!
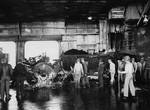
[122,96,128,102]
[131,96,137,102]
[9,94,12,98]
[83,86,86,88]
[0,99,5,102]
[5,96,11,102]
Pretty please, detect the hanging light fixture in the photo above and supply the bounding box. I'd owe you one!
[88,16,92,20]
[25,28,31,33]
[143,15,149,23]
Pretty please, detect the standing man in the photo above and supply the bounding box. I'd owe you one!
[0,57,13,102]
[73,58,84,89]
[117,59,125,97]
[108,58,116,85]
[81,58,90,88]
[98,58,105,88]
[13,59,27,100]
[131,57,137,82]
[0,48,5,63]
[118,56,136,100]
[137,59,142,84]
[140,57,147,84]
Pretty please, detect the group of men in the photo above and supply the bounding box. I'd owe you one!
[73,55,137,101]
[98,56,138,101]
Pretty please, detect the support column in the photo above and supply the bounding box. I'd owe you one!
[99,20,109,51]
[16,41,25,62]
[123,24,136,51]
[58,40,62,58]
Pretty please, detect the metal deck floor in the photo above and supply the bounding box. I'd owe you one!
[0,86,150,110]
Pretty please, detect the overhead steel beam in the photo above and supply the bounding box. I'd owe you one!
[137,0,150,26]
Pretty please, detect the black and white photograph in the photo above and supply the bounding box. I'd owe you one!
[0,0,150,110]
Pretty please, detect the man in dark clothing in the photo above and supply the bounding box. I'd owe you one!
[98,58,105,88]
[0,57,13,102]
[81,58,90,88]
[13,59,27,99]
[0,48,5,63]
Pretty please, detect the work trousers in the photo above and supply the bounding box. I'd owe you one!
[143,69,150,83]
[16,78,25,98]
[74,74,81,88]
[123,75,135,97]
[110,72,115,84]
[0,77,10,100]
[98,73,103,87]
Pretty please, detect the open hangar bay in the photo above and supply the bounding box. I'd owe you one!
[0,0,150,110]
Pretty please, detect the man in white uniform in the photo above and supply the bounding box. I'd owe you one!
[118,56,136,100]
[74,58,84,88]
[108,58,116,84]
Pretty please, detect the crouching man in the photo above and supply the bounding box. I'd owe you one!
[118,56,136,101]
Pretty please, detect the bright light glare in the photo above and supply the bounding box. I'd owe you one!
[25,41,59,64]
[0,42,16,68]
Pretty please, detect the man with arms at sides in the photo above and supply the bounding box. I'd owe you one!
[108,58,116,85]
[98,58,105,88]
[74,58,84,89]
[81,58,90,88]
[0,57,13,102]
[13,59,27,100]
[131,57,137,83]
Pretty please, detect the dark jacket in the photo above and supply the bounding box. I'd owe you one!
[82,62,88,74]
[0,63,13,79]
[13,63,27,80]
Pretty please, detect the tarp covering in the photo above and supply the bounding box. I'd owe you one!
[64,49,88,55]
